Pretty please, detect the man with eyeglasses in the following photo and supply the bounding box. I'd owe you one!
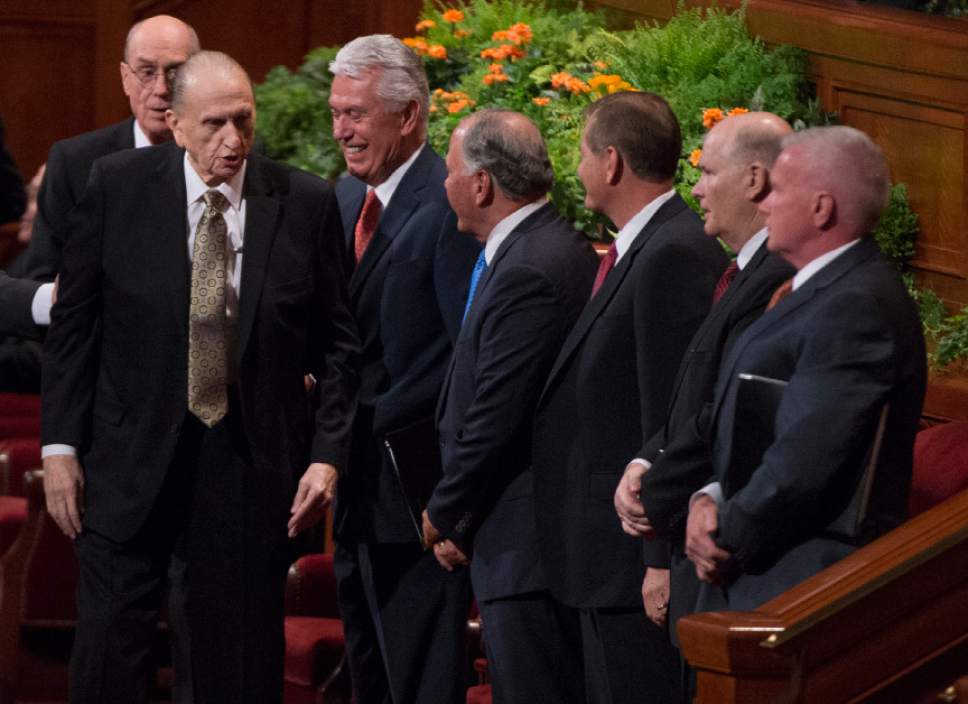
[19,15,199,284]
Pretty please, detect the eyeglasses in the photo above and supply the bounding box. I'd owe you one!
[123,62,179,87]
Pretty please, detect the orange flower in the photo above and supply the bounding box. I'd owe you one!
[430,104,438,113]
[566,77,590,94]
[492,29,510,41]
[403,36,429,55]
[487,63,505,74]
[441,9,464,23]
[483,73,509,85]
[532,97,551,106]
[415,19,436,32]
[727,106,749,117]
[588,74,634,94]
[448,98,473,113]
[495,22,532,45]
[427,44,447,60]
[702,107,725,129]
[689,149,702,167]
[550,71,573,89]
[594,60,609,70]
[455,29,471,39]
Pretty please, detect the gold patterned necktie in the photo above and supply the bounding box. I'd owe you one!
[188,189,230,427]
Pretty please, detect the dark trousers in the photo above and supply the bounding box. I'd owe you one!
[478,590,584,704]
[334,540,472,704]
[577,606,681,704]
[69,408,289,704]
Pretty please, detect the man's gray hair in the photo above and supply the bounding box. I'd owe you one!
[330,35,429,128]
[782,125,891,234]
[170,51,251,111]
[461,109,554,202]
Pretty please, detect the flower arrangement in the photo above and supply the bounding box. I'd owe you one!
[253,0,965,369]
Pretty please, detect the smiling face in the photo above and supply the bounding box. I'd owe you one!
[329,71,415,187]
[121,17,196,144]
[168,70,254,186]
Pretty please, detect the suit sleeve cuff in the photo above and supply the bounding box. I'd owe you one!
[32,283,54,325]
[42,444,77,458]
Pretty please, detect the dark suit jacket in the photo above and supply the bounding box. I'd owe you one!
[640,243,796,538]
[699,237,926,612]
[427,203,598,602]
[22,118,135,282]
[41,144,360,543]
[0,114,26,224]
[533,194,728,609]
[334,144,479,543]
[0,271,41,338]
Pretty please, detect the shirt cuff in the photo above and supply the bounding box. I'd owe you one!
[690,481,723,507]
[31,283,55,325]
[42,444,77,459]
[628,458,652,471]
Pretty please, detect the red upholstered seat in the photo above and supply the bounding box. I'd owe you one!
[0,495,27,555]
[467,684,493,704]
[910,421,968,517]
[0,394,40,441]
[0,437,41,496]
[284,615,345,687]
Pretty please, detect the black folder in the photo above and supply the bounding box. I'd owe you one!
[731,373,887,538]
[383,416,442,546]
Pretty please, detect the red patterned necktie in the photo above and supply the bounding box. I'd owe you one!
[766,277,794,311]
[354,189,381,263]
[591,243,618,298]
[712,260,740,305]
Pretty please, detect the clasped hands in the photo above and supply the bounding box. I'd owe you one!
[421,510,468,572]
[684,494,734,585]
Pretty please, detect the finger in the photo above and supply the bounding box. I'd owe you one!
[287,496,321,537]
[433,544,453,572]
[65,490,83,537]
[291,478,308,513]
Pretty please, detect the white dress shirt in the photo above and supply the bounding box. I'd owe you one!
[483,198,548,265]
[611,189,677,263]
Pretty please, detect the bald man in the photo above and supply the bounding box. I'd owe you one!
[612,112,795,642]
[42,51,358,703]
[21,15,199,283]
[685,126,926,613]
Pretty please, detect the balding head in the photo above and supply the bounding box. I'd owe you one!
[693,111,792,250]
[166,51,255,186]
[120,15,200,144]
[761,126,890,268]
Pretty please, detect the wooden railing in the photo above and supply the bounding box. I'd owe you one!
[677,488,968,703]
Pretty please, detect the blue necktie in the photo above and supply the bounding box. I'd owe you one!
[462,251,488,323]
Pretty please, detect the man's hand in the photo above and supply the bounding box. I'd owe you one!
[642,567,670,628]
[615,461,654,537]
[685,494,733,584]
[433,539,468,572]
[421,509,441,547]
[43,454,84,539]
[288,462,338,538]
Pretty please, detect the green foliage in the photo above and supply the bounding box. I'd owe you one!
[254,46,343,179]
[935,308,968,368]
[873,183,919,268]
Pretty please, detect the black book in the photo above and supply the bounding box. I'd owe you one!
[383,416,442,546]
[731,373,887,538]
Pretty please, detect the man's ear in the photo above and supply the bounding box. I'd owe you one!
[398,99,421,137]
[474,170,494,208]
[746,162,769,202]
[605,146,623,186]
[120,62,134,97]
[812,191,836,230]
[165,110,183,147]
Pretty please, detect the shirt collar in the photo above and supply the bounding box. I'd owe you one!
[483,198,547,265]
[183,152,246,212]
[792,238,861,291]
[370,142,425,209]
[133,120,152,149]
[736,227,768,270]
[612,189,676,261]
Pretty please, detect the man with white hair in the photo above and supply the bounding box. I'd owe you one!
[42,50,358,703]
[328,34,479,704]
[685,126,927,612]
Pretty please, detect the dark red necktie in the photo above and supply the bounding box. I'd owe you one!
[354,189,381,263]
[712,260,740,305]
[766,278,794,311]
[591,243,618,298]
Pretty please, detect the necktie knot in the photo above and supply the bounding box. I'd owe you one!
[354,189,382,263]
[712,260,740,305]
[203,189,229,212]
[590,243,618,298]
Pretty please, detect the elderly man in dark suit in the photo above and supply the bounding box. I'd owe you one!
[685,126,926,612]
[21,14,198,282]
[328,34,479,704]
[41,51,359,704]
[532,91,728,704]
[613,112,795,636]
[422,109,598,704]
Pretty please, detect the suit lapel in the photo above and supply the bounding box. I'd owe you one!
[710,238,880,422]
[114,117,136,150]
[540,195,688,402]
[151,146,190,335]
[237,156,281,362]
